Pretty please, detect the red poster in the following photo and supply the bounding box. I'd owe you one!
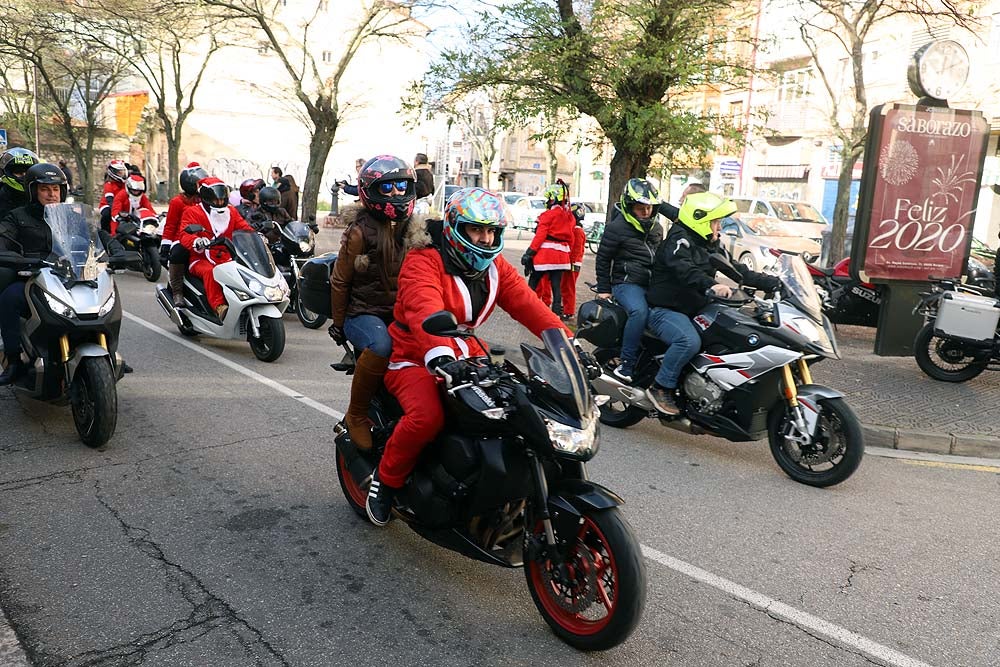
[862,106,988,282]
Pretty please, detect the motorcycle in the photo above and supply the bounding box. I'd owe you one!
[0,203,134,447]
[263,218,326,329]
[113,210,163,283]
[332,316,647,651]
[913,278,1000,382]
[809,255,995,327]
[578,253,864,487]
[155,229,290,362]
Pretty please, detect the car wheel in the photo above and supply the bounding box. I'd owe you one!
[739,252,757,272]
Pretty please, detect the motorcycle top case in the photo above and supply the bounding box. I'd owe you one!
[575,298,627,348]
[298,252,337,318]
[934,291,1000,342]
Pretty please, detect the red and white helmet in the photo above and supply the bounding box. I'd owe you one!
[125,174,146,196]
[106,159,128,183]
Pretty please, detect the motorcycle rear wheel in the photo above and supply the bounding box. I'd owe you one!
[914,323,989,383]
[296,295,327,330]
[141,246,162,282]
[767,397,863,487]
[592,348,645,428]
[525,507,646,651]
[336,445,370,519]
[249,316,285,362]
[70,357,117,448]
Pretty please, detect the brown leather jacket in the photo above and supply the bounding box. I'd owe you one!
[330,205,430,327]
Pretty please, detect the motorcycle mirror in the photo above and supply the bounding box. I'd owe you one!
[422,310,462,337]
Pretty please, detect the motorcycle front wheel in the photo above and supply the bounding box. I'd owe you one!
[70,357,118,448]
[248,316,286,362]
[914,323,989,383]
[141,245,162,282]
[525,507,646,651]
[767,397,863,487]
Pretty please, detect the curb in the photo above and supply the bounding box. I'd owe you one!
[0,611,29,667]
[861,424,1000,459]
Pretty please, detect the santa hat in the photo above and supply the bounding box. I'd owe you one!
[186,161,201,168]
[197,176,225,188]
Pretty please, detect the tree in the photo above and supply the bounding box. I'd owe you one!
[790,0,974,262]
[204,0,430,223]
[419,0,754,213]
[65,0,225,198]
[0,3,132,203]
[0,52,36,151]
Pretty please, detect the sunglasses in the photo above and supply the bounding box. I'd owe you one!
[377,180,410,195]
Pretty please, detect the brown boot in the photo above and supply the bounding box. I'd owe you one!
[168,263,186,308]
[346,349,389,451]
[215,303,229,320]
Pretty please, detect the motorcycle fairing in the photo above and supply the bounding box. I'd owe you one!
[796,384,846,437]
[689,345,801,390]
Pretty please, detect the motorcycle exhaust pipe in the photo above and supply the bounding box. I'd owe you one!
[657,416,705,435]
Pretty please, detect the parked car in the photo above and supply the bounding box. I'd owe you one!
[443,184,462,204]
[510,196,547,230]
[719,215,824,271]
[733,197,828,227]
[578,201,609,232]
[497,191,528,207]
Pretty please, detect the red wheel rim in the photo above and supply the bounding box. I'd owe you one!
[338,450,369,509]
[527,516,619,635]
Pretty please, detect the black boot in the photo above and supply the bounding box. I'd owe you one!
[0,361,26,386]
[366,471,397,527]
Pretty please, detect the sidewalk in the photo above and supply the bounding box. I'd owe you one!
[810,325,1000,459]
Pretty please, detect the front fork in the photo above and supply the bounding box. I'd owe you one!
[780,359,813,445]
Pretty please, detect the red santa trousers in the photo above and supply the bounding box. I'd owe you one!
[377,365,446,488]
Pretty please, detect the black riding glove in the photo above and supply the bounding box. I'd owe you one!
[328,323,346,346]
[760,275,781,294]
[573,342,602,380]
[428,355,472,388]
[159,243,171,267]
[521,249,536,277]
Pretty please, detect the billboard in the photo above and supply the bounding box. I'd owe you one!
[851,104,989,283]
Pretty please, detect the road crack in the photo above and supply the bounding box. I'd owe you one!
[839,559,883,595]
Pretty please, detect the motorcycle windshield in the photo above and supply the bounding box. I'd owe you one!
[282,220,311,241]
[520,328,591,422]
[231,230,276,278]
[44,203,107,282]
[777,254,823,322]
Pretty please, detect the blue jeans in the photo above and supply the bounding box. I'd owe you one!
[0,282,28,359]
[611,283,648,368]
[344,314,392,358]
[647,307,701,389]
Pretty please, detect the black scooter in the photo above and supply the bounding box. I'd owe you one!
[332,314,647,651]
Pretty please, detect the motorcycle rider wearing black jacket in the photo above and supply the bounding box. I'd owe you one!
[643,192,780,416]
[0,163,127,385]
[0,148,39,219]
[594,178,679,384]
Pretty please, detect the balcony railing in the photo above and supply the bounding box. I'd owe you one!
[764,100,827,136]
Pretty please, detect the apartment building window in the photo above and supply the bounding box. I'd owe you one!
[778,68,813,104]
[729,100,744,129]
[321,51,333,63]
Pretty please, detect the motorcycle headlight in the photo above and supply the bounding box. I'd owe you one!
[246,278,264,296]
[264,286,284,302]
[42,290,77,319]
[788,316,820,341]
[232,288,253,301]
[544,411,600,459]
[298,240,312,253]
[98,291,116,317]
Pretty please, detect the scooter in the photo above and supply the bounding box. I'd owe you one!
[113,210,162,282]
[332,318,646,651]
[0,203,133,447]
[155,229,290,362]
[266,219,325,329]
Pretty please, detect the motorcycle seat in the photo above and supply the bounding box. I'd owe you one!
[811,265,836,277]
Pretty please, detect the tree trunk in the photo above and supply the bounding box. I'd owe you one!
[606,145,651,219]
[828,147,860,265]
[166,133,180,201]
[546,137,558,184]
[302,122,337,223]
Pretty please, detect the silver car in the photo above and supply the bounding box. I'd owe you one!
[719,216,823,271]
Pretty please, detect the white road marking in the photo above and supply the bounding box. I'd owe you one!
[125,309,935,667]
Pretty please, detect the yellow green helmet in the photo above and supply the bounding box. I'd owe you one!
[677,191,737,239]
[619,178,660,231]
[542,179,570,208]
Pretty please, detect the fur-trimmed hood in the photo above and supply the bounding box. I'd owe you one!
[340,203,432,255]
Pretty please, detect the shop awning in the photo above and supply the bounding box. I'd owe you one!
[753,164,809,181]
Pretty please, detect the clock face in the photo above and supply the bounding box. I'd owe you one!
[912,39,970,101]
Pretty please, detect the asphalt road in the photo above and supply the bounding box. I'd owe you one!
[1,232,998,666]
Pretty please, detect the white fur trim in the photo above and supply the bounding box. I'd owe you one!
[388,361,417,370]
[473,263,499,329]
[452,275,473,323]
[540,241,571,252]
[455,337,470,359]
[533,263,572,271]
[424,346,455,369]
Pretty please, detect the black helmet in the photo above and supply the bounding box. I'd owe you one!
[258,186,280,212]
[198,177,229,212]
[179,164,208,196]
[357,154,416,223]
[24,162,68,204]
[0,147,39,192]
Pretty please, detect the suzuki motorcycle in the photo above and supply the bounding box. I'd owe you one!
[809,256,995,328]
[913,278,1000,383]
[113,211,162,282]
[333,316,647,651]
[155,229,290,362]
[0,203,132,447]
[264,219,325,329]
[579,253,864,487]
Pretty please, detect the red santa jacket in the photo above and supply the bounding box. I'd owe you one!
[109,189,155,234]
[571,225,586,269]
[178,204,253,268]
[529,205,576,271]
[163,193,200,244]
[389,247,571,370]
[100,181,125,215]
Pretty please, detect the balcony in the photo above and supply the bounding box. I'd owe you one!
[763,101,827,137]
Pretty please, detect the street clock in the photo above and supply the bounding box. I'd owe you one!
[907,39,970,102]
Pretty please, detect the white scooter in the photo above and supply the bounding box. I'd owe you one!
[155,229,290,362]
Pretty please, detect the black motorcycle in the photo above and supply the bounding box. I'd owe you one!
[112,212,162,282]
[261,219,325,329]
[578,253,864,487]
[913,278,1000,383]
[332,314,647,651]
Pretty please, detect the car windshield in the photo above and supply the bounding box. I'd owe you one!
[44,203,107,282]
[776,254,823,322]
[771,201,825,223]
[743,217,802,238]
[521,328,591,423]
[232,230,276,278]
[530,199,546,209]
[503,193,525,205]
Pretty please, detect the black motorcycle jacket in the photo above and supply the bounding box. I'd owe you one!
[0,203,125,258]
[594,205,664,293]
[0,183,28,219]
[646,222,778,316]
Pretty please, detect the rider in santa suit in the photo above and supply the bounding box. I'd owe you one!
[109,174,156,235]
[178,177,253,320]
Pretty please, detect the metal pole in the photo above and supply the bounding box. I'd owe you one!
[32,62,41,154]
